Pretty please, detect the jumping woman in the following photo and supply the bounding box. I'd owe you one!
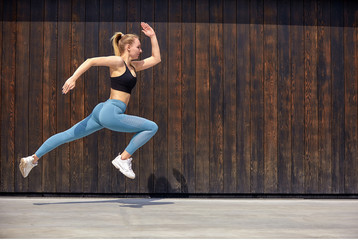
[20,22,161,180]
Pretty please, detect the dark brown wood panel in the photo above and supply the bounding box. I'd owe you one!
[209,0,224,193]
[181,0,196,194]
[14,0,30,192]
[28,0,44,193]
[1,0,358,195]
[1,0,16,192]
[264,0,278,193]
[236,0,251,193]
[83,0,99,193]
[317,0,332,193]
[56,0,72,193]
[344,0,358,194]
[195,0,210,193]
[223,0,237,193]
[331,0,345,193]
[153,1,168,193]
[97,0,113,193]
[42,0,58,192]
[277,0,291,193]
[70,0,85,193]
[250,0,264,193]
[139,0,154,193]
[168,0,182,193]
[290,0,305,193]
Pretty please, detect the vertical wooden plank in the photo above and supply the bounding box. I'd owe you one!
[250,0,264,193]
[264,0,278,193]
[209,0,224,193]
[70,0,86,193]
[181,0,196,194]
[139,0,154,193]
[98,0,113,193]
[331,0,345,194]
[236,0,251,193]
[1,0,16,192]
[56,0,72,192]
[317,0,332,193]
[277,0,291,193]
[354,0,358,194]
[125,0,140,193]
[28,0,44,192]
[344,0,358,194]
[111,0,127,193]
[290,0,305,193]
[42,0,58,192]
[153,0,168,194]
[304,0,319,193]
[223,0,237,193]
[14,0,30,192]
[83,0,99,193]
[195,0,210,193]
[0,0,3,191]
[168,0,182,193]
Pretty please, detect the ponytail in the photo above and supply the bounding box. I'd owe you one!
[111,32,123,56]
[110,32,139,56]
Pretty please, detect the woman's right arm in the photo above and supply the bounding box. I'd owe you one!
[62,56,123,94]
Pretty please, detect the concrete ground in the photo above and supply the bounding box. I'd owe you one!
[0,197,357,238]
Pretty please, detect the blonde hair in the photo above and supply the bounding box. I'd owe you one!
[110,32,139,56]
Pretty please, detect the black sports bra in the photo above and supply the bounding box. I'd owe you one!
[110,61,137,94]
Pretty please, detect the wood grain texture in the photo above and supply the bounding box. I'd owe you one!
[83,0,99,193]
[264,0,278,193]
[70,0,85,193]
[223,0,237,193]
[331,0,345,194]
[153,0,168,193]
[317,0,332,193]
[1,0,16,192]
[250,0,264,193]
[15,0,30,192]
[236,0,251,193]
[290,0,305,193]
[181,0,196,194]
[277,0,291,193]
[42,0,58,192]
[1,0,357,195]
[195,0,210,193]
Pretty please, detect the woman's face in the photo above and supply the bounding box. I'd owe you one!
[128,38,142,59]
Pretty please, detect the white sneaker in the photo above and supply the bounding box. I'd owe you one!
[19,156,38,178]
[112,155,135,179]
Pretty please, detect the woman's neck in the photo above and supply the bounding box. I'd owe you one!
[120,54,132,65]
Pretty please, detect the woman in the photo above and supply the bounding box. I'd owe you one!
[20,22,161,180]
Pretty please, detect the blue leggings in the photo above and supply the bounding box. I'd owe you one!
[35,99,158,159]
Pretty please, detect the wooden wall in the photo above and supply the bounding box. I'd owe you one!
[1,0,357,194]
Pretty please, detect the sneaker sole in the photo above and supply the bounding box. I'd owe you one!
[112,160,135,179]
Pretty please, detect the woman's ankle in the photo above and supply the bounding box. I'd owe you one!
[120,151,131,160]
[32,154,39,164]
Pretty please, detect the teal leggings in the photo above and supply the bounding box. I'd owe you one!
[35,99,158,159]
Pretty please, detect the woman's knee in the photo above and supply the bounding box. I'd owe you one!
[149,121,158,134]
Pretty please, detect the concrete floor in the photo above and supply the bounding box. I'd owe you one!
[0,197,357,238]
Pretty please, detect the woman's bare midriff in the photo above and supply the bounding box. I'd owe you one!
[109,88,131,106]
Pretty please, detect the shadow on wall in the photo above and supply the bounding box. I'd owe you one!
[147,169,188,197]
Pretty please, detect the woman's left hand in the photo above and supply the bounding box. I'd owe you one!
[141,22,155,38]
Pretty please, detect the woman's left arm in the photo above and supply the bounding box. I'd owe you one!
[132,22,161,71]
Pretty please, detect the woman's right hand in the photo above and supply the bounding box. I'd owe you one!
[62,76,76,94]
